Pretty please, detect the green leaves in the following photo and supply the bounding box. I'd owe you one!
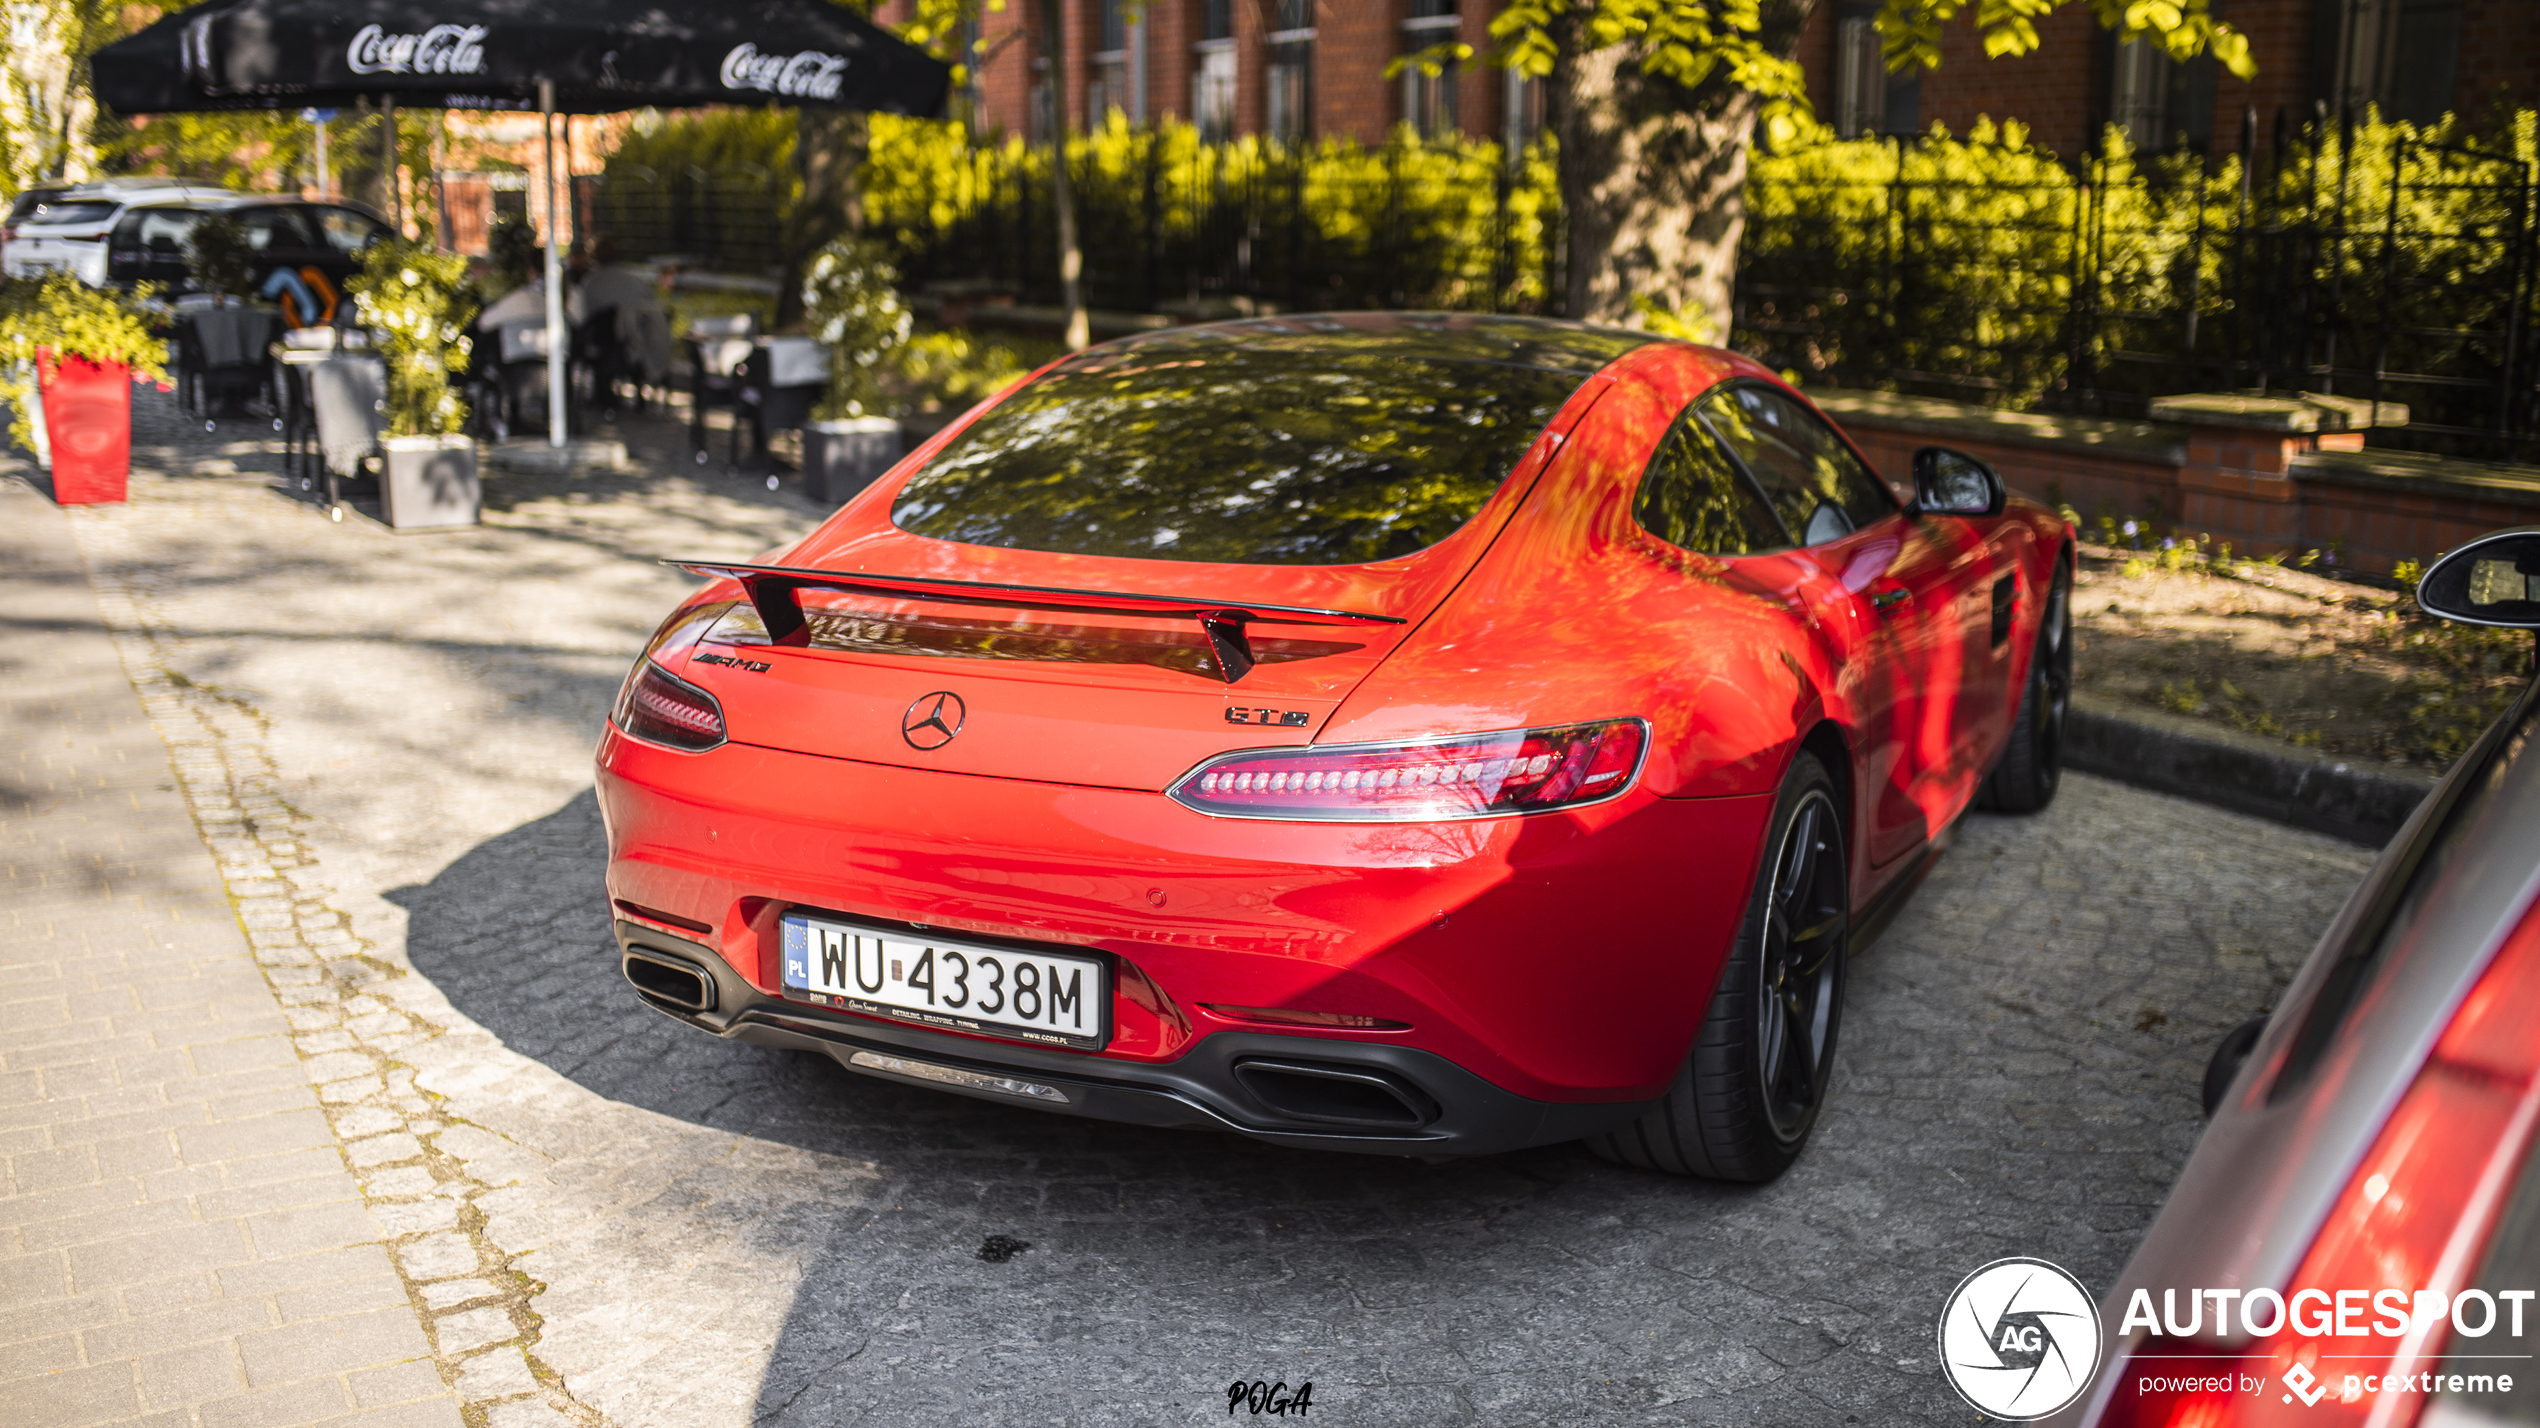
[0,272,168,455]
[799,234,914,421]
[347,239,474,438]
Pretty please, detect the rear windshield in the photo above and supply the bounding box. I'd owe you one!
[889,348,1586,565]
[17,198,118,227]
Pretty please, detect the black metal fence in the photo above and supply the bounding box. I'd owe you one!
[874,137,1564,316]
[1735,114,2540,461]
[578,163,787,277]
[576,115,2540,462]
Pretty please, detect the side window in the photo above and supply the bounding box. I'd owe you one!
[1631,412,1790,556]
[131,209,201,255]
[232,207,315,254]
[314,207,383,257]
[1695,383,1895,546]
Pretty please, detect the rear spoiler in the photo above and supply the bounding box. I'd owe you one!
[663,561,1404,683]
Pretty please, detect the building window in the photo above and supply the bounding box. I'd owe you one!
[1503,67,1543,155]
[1193,0,1236,143]
[1193,43,1236,142]
[1836,18,1883,138]
[2317,0,2462,125]
[1088,0,1130,122]
[2109,37,2167,151]
[1268,0,1314,144]
[1835,7,1918,138]
[1029,61,1055,146]
[1401,0,1460,140]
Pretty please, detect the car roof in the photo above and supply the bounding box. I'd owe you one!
[1091,311,1662,377]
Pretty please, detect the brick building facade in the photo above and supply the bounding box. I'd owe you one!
[873,0,2539,159]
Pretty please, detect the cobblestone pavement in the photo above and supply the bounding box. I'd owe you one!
[1,477,459,1426]
[11,389,2380,1426]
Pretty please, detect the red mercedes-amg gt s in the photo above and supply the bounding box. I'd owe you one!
[597,313,2072,1181]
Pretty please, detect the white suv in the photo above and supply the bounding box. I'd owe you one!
[4,180,244,285]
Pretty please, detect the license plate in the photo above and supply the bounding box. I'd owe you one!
[779,914,1107,1051]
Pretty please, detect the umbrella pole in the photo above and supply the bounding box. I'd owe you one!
[542,79,566,448]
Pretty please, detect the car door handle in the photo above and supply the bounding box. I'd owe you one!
[1870,588,1912,614]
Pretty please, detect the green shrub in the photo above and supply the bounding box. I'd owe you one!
[0,273,170,454]
[347,241,475,437]
[185,213,255,300]
[863,114,1559,313]
[799,235,912,420]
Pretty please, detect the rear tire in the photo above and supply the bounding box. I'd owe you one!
[1980,553,2072,814]
[1586,752,1848,1182]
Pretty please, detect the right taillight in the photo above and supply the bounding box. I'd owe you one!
[1167,718,1647,822]
[611,661,726,752]
[2091,900,2540,1428]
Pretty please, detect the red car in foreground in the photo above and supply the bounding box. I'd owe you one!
[597,313,2071,1181]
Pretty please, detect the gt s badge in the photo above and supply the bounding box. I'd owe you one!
[693,653,772,673]
[1226,707,1311,727]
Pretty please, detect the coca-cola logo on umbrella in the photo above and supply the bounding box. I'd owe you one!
[346,23,489,76]
[721,43,849,100]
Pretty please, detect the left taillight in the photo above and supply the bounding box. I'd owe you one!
[1167,718,1647,821]
[611,661,726,752]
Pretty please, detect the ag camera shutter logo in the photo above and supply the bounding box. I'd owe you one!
[1939,1257,2104,1420]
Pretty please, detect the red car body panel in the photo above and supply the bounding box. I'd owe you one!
[598,317,2069,1139]
[597,730,1771,1098]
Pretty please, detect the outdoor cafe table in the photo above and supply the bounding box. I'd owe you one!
[270,340,384,514]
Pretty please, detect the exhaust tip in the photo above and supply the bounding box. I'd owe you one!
[1231,1059,1438,1130]
[623,947,716,1013]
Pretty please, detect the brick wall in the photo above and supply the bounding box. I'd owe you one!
[1915,7,2107,156]
[975,3,1032,138]
[2457,0,2540,122]
[1148,2,1195,125]
[2206,0,2315,152]
[1317,2,1400,143]
[1829,399,2540,576]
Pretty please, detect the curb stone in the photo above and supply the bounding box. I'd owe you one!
[2066,692,2440,847]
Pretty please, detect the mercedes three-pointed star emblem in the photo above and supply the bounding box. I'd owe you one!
[901,691,966,750]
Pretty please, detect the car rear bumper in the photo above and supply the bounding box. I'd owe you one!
[596,727,1774,1113]
[614,918,1664,1157]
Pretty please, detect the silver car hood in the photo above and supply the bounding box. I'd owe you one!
[2052,687,2540,1425]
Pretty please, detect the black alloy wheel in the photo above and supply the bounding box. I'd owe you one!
[1585,751,1850,1182]
[1981,554,2072,813]
[1756,787,1848,1144]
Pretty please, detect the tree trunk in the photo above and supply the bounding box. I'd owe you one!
[1549,4,1811,342]
[1041,0,1089,350]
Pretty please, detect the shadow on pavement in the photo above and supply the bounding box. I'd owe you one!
[389,777,2357,1425]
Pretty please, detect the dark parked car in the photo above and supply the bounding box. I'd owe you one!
[105,199,389,322]
[4,182,387,319]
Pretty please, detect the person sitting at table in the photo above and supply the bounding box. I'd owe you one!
[475,217,582,333]
[570,235,670,405]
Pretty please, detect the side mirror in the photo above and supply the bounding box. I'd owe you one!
[2416,527,2540,628]
[1911,446,2005,518]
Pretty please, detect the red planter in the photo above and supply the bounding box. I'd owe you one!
[38,350,133,505]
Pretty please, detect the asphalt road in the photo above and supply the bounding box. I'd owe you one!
[32,392,2380,1427]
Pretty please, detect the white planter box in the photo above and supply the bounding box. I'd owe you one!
[380,434,480,530]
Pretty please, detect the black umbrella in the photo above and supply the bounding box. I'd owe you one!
[93,0,950,117]
[91,0,948,450]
